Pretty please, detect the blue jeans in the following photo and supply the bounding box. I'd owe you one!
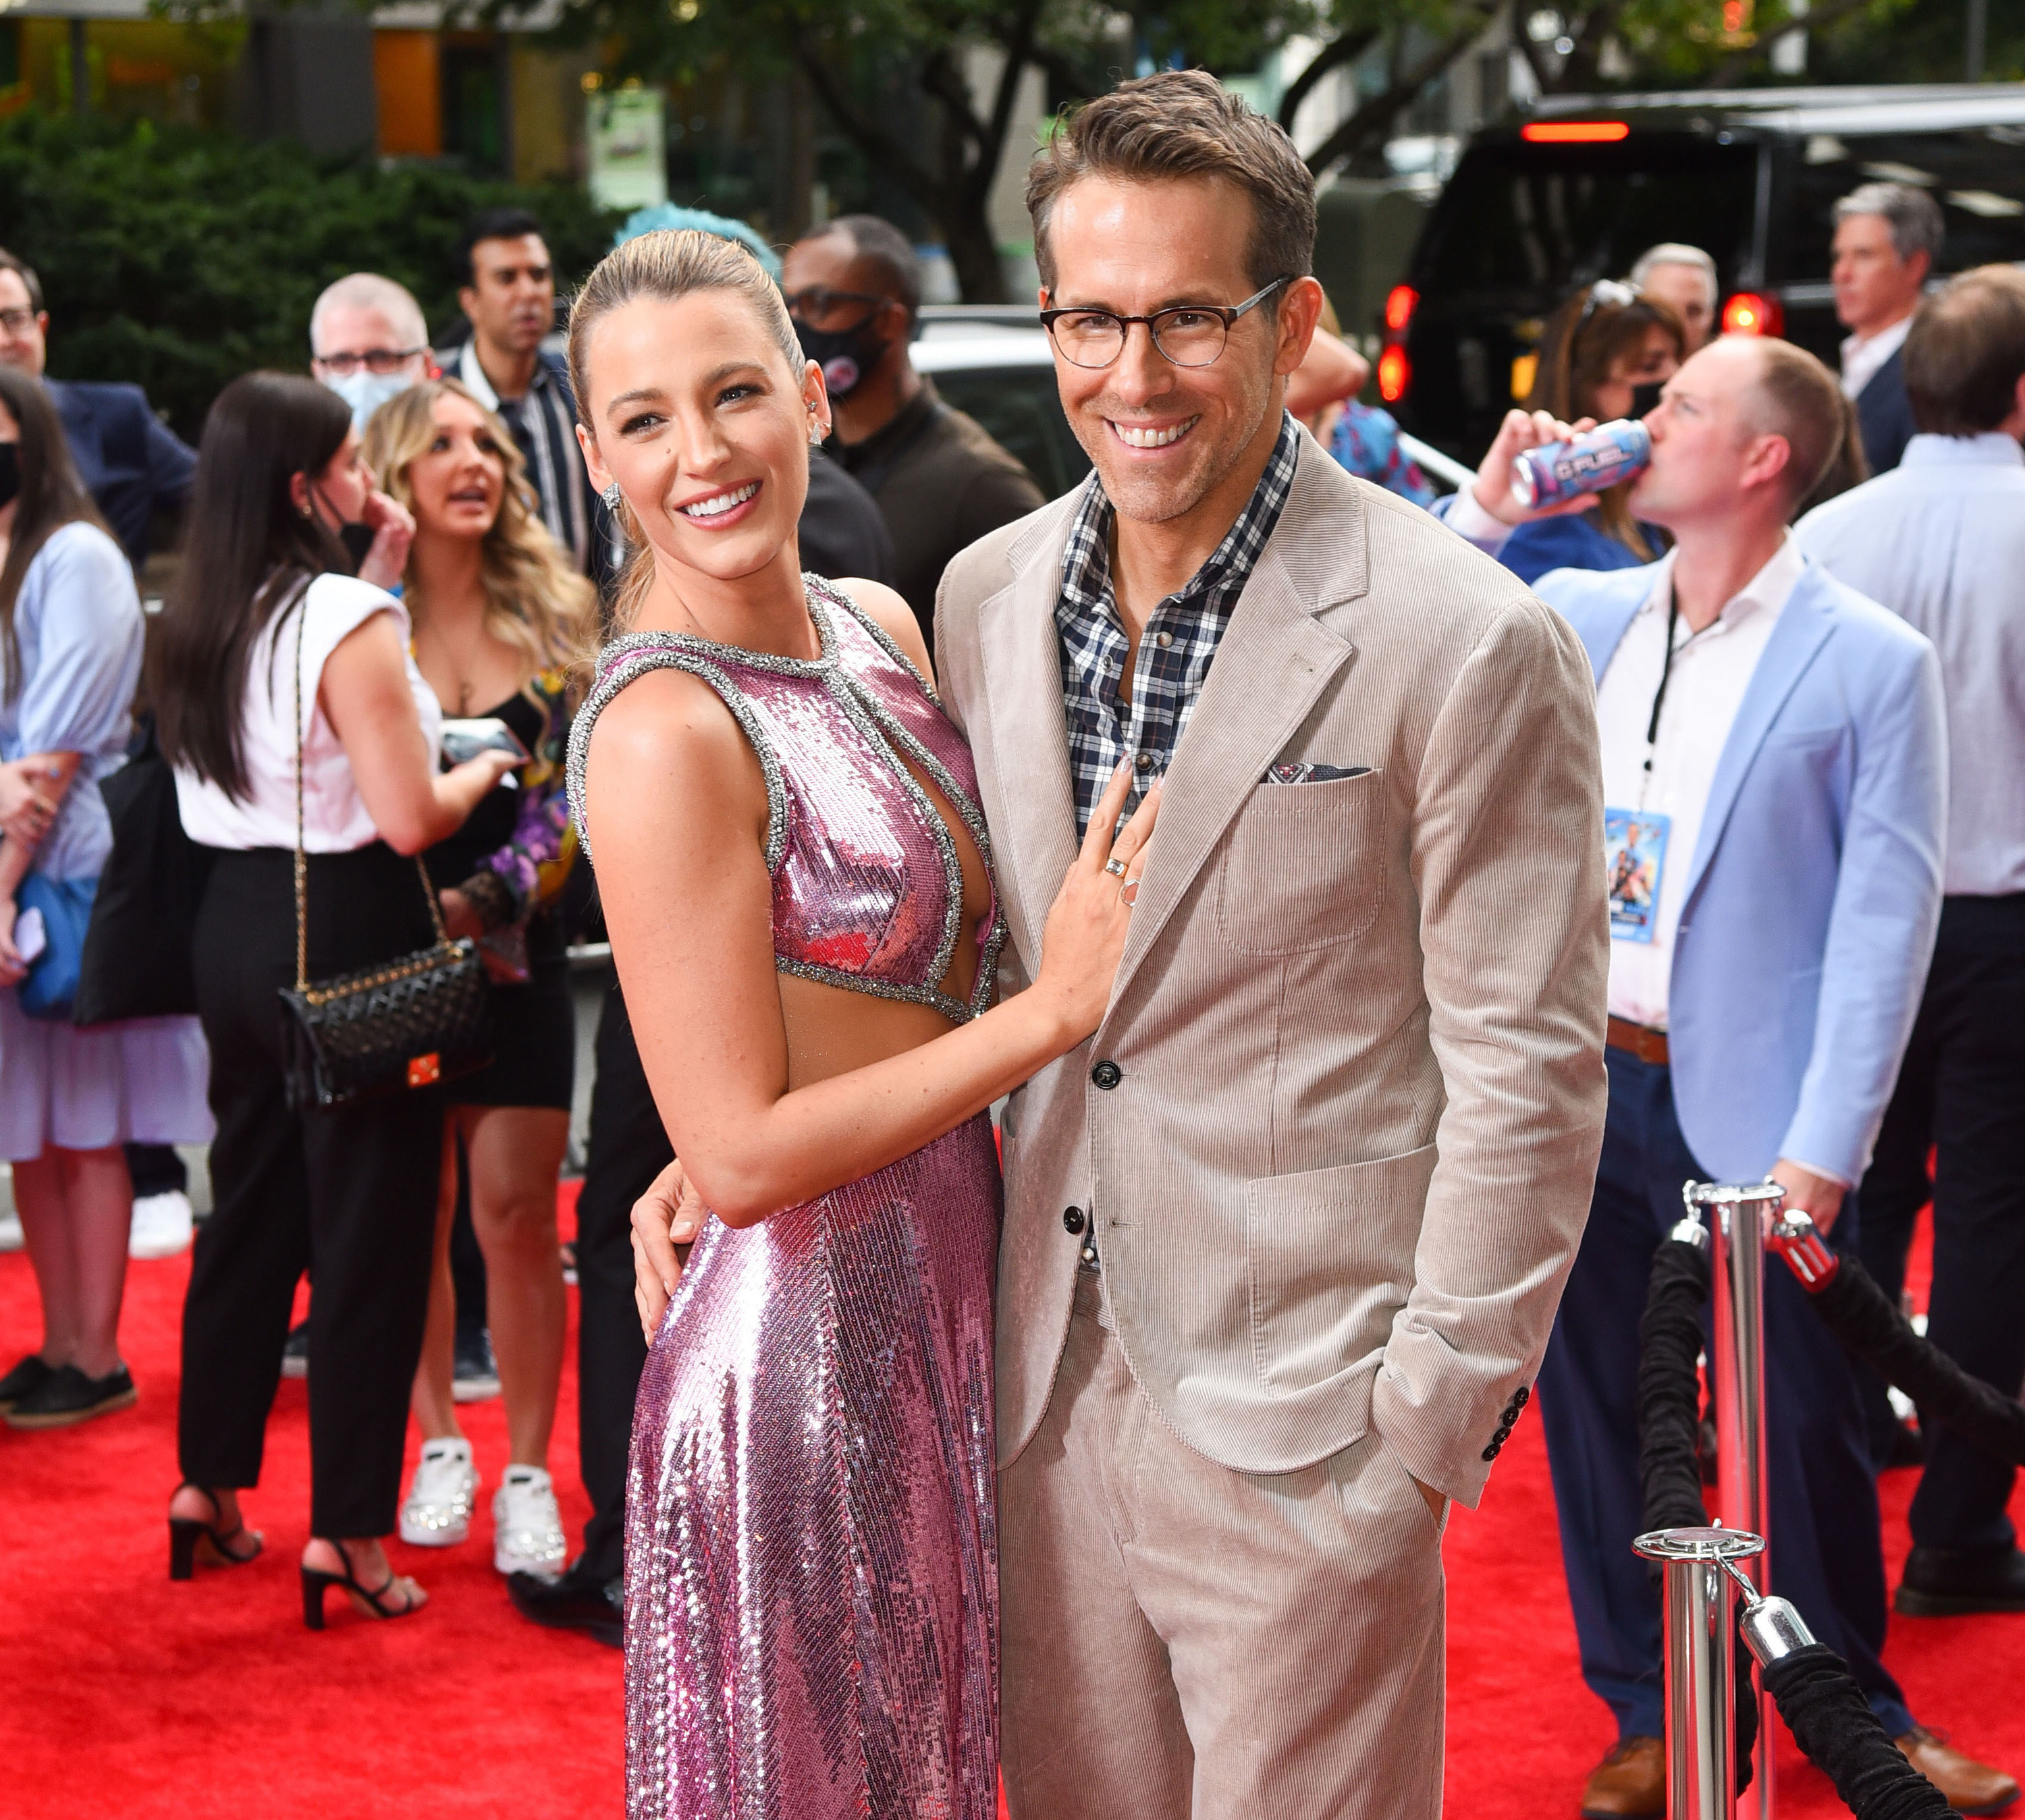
[1537,1047,1914,1742]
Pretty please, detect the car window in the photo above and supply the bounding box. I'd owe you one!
[1422,137,1760,300]
[930,366,1093,501]
[1780,129,2025,281]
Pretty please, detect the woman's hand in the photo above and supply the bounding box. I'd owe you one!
[1470,408,1600,525]
[0,896,24,988]
[438,887,483,941]
[356,489,416,592]
[1029,764,1162,1044]
[632,1159,708,1341]
[0,759,61,848]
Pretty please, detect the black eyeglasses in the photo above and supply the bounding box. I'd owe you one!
[313,347,428,377]
[1040,277,1292,370]
[782,286,890,329]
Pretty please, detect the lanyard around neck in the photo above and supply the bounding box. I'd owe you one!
[1642,586,1684,783]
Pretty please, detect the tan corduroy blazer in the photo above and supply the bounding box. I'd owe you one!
[934,430,1609,1508]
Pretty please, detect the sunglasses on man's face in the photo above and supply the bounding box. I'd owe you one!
[782,287,890,330]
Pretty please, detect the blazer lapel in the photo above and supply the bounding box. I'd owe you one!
[1100,541,1357,1020]
[979,513,1081,977]
[1681,565,1839,907]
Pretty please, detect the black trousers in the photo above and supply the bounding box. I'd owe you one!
[572,979,669,1583]
[1858,893,2025,1554]
[178,846,443,1539]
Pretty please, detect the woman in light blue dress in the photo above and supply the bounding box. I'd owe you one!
[0,365,211,1431]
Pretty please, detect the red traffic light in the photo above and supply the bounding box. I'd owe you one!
[1721,292,1785,336]
[1384,285,1419,333]
[1377,344,1411,404]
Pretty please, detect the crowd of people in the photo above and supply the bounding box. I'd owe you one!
[0,64,2018,1820]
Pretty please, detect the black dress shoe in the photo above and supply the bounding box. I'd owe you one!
[4,1363,138,1429]
[508,1562,623,1647]
[0,1353,55,1412]
[1898,1543,2025,1616]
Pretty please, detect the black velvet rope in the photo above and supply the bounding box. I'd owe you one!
[1638,1236,1713,1534]
[1808,1254,2025,1468]
[1762,1645,1961,1820]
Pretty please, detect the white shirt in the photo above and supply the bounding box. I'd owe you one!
[1599,536,1807,1030]
[1839,313,1912,402]
[176,573,441,852]
[1796,432,2022,895]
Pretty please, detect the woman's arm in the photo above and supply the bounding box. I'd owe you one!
[1286,327,1372,420]
[0,754,68,847]
[0,752,81,983]
[587,667,1152,1229]
[443,680,573,936]
[319,609,517,856]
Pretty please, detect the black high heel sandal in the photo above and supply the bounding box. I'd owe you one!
[167,1484,263,1581]
[300,1544,424,1630]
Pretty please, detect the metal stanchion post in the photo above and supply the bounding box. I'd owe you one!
[1634,1526,1767,1820]
[1685,1180,1787,1820]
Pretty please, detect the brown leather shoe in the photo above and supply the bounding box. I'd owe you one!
[1897,1728,2021,1815]
[1581,1736,1665,1818]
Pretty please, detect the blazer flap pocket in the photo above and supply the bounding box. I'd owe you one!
[1244,1143,1437,1394]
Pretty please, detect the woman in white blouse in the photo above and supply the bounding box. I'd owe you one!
[152,373,513,1626]
[0,366,211,1432]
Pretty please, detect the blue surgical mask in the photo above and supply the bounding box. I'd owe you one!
[323,368,414,431]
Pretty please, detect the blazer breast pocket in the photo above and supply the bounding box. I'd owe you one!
[1216,767,1387,956]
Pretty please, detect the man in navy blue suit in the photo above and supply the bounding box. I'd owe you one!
[0,248,196,574]
[1445,336,2016,1818]
[1832,184,1941,476]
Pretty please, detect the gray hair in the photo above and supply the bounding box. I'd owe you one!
[1629,243,1717,296]
[309,273,429,355]
[1833,183,1945,264]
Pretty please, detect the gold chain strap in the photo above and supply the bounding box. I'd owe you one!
[291,584,454,994]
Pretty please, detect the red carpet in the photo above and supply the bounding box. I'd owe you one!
[3,1205,2020,1818]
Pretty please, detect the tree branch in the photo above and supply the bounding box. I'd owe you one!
[792,31,943,206]
[1303,5,1500,175]
[1276,26,1380,132]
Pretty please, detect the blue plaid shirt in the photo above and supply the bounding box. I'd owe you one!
[1057,412,1300,835]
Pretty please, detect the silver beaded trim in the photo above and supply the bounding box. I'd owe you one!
[564,574,1006,1024]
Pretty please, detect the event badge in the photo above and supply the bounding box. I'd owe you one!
[1604,808,1669,944]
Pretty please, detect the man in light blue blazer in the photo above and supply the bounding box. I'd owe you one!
[1443,336,2010,1816]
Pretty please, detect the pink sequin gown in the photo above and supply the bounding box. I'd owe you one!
[567,580,1005,1820]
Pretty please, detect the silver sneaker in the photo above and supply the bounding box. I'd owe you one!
[493,1465,566,1576]
[400,1437,479,1547]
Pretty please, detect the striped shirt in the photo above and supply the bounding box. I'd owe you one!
[458,341,591,574]
[1056,412,1299,835]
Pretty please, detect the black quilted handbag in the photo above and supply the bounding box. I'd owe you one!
[275,592,492,1109]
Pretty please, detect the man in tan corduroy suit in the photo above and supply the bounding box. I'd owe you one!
[931,74,1610,1819]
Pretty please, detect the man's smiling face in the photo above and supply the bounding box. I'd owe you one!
[1043,174,1294,526]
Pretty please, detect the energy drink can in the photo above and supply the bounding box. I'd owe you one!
[1510,418,1653,509]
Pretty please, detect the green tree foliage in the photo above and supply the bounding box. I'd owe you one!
[0,111,621,439]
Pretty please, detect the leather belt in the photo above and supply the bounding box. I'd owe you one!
[1606,1015,1670,1066]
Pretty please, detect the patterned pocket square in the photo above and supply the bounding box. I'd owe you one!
[1264,762,1373,784]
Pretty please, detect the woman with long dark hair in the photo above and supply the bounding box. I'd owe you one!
[362,378,595,1577]
[0,367,211,1431]
[153,373,514,1624]
[1491,281,1686,584]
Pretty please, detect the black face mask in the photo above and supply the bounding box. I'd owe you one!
[313,485,377,573]
[1629,382,1665,420]
[0,443,20,512]
[793,318,888,402]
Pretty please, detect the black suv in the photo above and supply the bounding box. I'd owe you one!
[1386,84,2025,462]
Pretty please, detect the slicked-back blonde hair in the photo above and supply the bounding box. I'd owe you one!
[363,377,596,702]
[567,229,805,632]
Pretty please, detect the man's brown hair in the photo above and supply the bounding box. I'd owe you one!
[1025,70,1316,300]
[1742,338,1847,520]
[1904,265,2025,437]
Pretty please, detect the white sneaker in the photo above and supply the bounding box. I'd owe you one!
[129,1190,195,1260]
[400,1438,479,1547]
[493,1465,566,1576]
[0,1212,22,1253]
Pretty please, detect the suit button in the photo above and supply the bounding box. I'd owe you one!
[1515,1385,1530,1408]
[1091,1060,1122,1090]
[1482,1444,1499,1462]
[1063,1207,1087,1235]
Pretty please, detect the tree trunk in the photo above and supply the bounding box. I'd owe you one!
[941,199,1011,302]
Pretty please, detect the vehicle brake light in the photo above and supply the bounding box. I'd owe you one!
[1384,285,1419,332]
[1377,344,1410,404]
[1721,292,1785,336]
[1521,121,1630,143]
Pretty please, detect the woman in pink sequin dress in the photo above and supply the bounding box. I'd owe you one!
[564,231,1158,1820]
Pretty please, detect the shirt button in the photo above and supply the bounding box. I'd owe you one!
[1063,1207,1087,1235]
[1156,631,1174,649]
[1135,752,1154,772]
[1091,1060,1123,1091]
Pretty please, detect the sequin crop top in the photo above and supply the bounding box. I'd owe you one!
[567,578,1004,1024]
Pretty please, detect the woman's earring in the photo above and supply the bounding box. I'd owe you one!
[601,481,623,513]
[808,418,829,447]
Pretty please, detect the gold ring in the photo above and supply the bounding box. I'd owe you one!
[1104,857,1127,877]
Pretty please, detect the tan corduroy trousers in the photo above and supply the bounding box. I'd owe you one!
[1000,1273,1449,1820]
